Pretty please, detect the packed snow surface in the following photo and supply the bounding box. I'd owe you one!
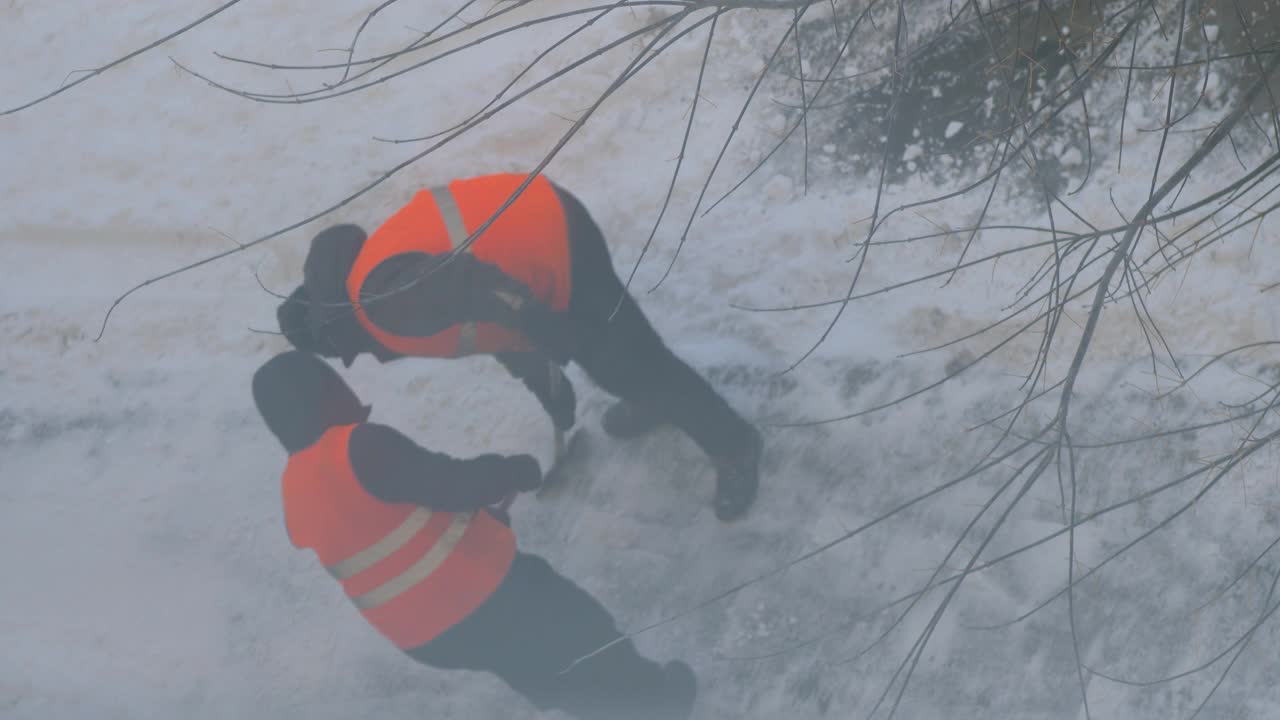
[3,1,1280,719]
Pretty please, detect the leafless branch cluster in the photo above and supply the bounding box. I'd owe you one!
[11,0,1280,716]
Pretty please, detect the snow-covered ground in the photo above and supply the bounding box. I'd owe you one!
[4,1,1280,718]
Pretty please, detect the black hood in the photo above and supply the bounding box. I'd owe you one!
[252,350,371,454]
[278,224,379,367]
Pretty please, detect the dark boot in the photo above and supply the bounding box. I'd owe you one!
[712,425,762,522]
[601,401,664,439]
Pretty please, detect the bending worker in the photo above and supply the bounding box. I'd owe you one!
[252,350,696,720]
[276,172,762,522]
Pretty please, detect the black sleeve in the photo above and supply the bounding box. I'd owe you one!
[360,251,551,338]
[348,423,542,511]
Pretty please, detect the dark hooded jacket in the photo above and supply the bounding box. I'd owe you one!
[278,223,574,368]
[252,351,540,511]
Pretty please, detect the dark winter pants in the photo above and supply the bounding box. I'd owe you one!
[555,185,756,463]
[407,553,679,719]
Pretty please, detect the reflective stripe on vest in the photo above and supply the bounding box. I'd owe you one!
[347,513,472,610]
[325,506,434,581]
[325,509,476,611]
[428,185,478,357]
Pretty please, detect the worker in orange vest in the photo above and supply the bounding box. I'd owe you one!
[252,350,696,720]
[276,173,762,522]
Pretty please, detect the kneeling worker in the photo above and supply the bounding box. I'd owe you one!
[252,350,696,720]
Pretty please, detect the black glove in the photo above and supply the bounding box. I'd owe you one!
[460,254,577,364]
[483,455,542,528]
[506,453,544,492]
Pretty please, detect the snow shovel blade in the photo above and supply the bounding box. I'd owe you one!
[536,427,588,499]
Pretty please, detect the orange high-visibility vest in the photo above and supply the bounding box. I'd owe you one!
[280,424,516,649]
[347,173,572,357]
